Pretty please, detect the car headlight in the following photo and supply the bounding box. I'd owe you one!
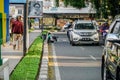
[73,32,79,37]
[72,32,81,40]
[92,32,98,35]
[92,33,99,40]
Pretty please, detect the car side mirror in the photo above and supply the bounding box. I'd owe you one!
[106,33,120,42]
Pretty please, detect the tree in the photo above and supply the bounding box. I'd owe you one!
[90,0,101,18]
[63,0,85,9]
[64,0,69,7]
[107,0,119,17]
[102,0,108,18]
[55,0,59,7]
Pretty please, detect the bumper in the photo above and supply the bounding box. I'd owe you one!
[72,38,99,44]
[73,41,99,44]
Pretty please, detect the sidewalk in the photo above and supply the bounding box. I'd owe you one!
[0,29,41,79]
[0,44,23,79]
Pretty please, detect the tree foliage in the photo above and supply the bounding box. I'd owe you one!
[55,0,59,7]
[64,0,68,7]
[62,0,120,18]
[91,0,120,18]
[64,0,85,9]
[90,0,101,18]
[107,0,120,17]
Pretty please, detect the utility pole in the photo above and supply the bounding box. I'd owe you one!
[26,0,29,53]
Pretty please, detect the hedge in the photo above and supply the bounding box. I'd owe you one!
[10,36,43,80]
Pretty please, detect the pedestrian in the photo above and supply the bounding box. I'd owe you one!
[67,21,73,40]
[9,17,15,45]
[12,15,23,50]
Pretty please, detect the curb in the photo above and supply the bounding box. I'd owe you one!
[38,40,49,80]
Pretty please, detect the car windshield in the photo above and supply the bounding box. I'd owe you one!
[74,23,95,30]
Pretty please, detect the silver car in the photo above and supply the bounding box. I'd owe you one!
[101,19,120,80]
[69,20,100,46]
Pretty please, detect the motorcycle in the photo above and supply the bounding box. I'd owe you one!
[102,30,108,44]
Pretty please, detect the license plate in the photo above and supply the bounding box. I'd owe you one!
[82,38,90,40]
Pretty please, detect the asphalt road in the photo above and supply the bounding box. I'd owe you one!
[51,32,104,80]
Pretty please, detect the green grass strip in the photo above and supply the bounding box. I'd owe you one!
[10,36,43,80]
[42,30,48,35]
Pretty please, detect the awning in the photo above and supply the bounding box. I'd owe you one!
[9,0,26,3]
[43,7,96,14]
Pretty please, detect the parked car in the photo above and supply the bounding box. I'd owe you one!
[101,18,120,80]
[101,39,120,80]
[69,20,100,46]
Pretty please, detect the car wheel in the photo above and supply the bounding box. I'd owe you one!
[71,42,75,46]
[116,66,120,80]
[101,55,105,80]
[95,42,100,46]
[70,40,72,44]
[101,55,110,80]
[71,41,75,46]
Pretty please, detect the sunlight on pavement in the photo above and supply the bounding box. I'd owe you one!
[49,61,101,67]
[49,56,101,67]
[49,56,101,60]
[2,56,22,59]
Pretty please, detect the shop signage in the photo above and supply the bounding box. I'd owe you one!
[10,0,26,3]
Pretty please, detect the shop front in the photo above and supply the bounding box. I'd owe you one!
[43,13,94,28]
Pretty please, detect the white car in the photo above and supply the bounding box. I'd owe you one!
[69,20,100,46]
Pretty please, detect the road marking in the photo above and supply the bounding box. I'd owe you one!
[89,55,97,60]
[52,44,61,80]
[57,38,68,42]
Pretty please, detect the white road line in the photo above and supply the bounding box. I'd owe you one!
[57,38,68,42]
[52,43,61,80]
[89,55,97,60]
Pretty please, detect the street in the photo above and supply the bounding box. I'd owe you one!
[49,32,104,80]
[1,0,120,80]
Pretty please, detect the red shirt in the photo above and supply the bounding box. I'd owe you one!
[12,20,23,34]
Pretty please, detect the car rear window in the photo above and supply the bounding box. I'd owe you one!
[74,23,95,29]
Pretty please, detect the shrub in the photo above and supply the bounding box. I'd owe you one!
[10,37,43,80]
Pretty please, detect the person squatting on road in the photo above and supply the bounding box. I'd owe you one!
[47,32,58,43]
[12,15,23,50]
